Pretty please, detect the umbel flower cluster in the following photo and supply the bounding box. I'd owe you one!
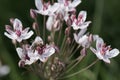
[4,0,119,80]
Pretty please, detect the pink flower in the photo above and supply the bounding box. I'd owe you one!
[71,11,91,30]
[4,18,34,42]
[32,36,55,62]
[90,36,119,63]
[35,0,59,16]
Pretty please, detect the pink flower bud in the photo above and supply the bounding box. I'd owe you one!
[18,60,25,67]
[53,20,60,31]
[5,25,12,31]
[65,27,71,36]
[88,34,93,43]
[66,18,72,27]
[80,48,87,56]
[48,35,52,42]
[32,22,39,30]
[9,18,14,25]
[66,37,71,44]
[30,9,37,19]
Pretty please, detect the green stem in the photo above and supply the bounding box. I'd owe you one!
[43,16,46,42]
[59,59,99,79]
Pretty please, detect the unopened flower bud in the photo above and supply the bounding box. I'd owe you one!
[5,25,12,31]
[12,39,17,45]
[48,35,52,42]
[9,18,14,25]
[71,14,76,21]
[18,60,25,67]
[53,20,60,31]
[66,18,72,27]
[32,22,39,30]
[30,9,37,19]
[65,27,71,36]
[56,13,64,21]
[80,48,87,56]
[88,34,93,43]
[66,37,71,44]
[54,46,60,53]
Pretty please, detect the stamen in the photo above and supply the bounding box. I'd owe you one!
[15,30,21,37]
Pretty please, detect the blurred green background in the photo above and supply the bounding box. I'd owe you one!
[0,0,120,80]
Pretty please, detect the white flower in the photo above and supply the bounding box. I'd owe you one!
[0,61,10,77]
[73,28,91,48]
[35,0,59,16]
[90,36,120,63]
[4,18,34,42]
[16,45,39,66]
[71,11,91,30]
[32,36,55,62]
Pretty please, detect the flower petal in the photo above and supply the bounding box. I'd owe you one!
[22,31,34,40]
[78,11,87,23]
[42,46,55,57]
[73,33,78,43]
[103,58,110,63]
[35,0,43,10]
[58,0,64,3]
[106,48,119,58]
[69,0,81,8]
[13,18,23,31]
[78,21,91,29]
[95,52,103,60]
[78,35,88,44]
[46,16,54,31]
[77,28,87,37]
[32,36,43,46]
[22,27,30,34]
[93,35,99,41]
[16,48,23,59]
[96,37,104,51]
[48,3,60,15]
[4,32,14,40]
[39,56,48,62]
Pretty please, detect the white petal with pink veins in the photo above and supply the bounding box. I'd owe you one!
[21,31,34,40]
[78,11,87,23]
[96,37,104,51]
[13,18,23,31]
[106,48,119,58]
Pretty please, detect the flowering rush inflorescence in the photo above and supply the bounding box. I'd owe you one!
[4,0,119,80]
